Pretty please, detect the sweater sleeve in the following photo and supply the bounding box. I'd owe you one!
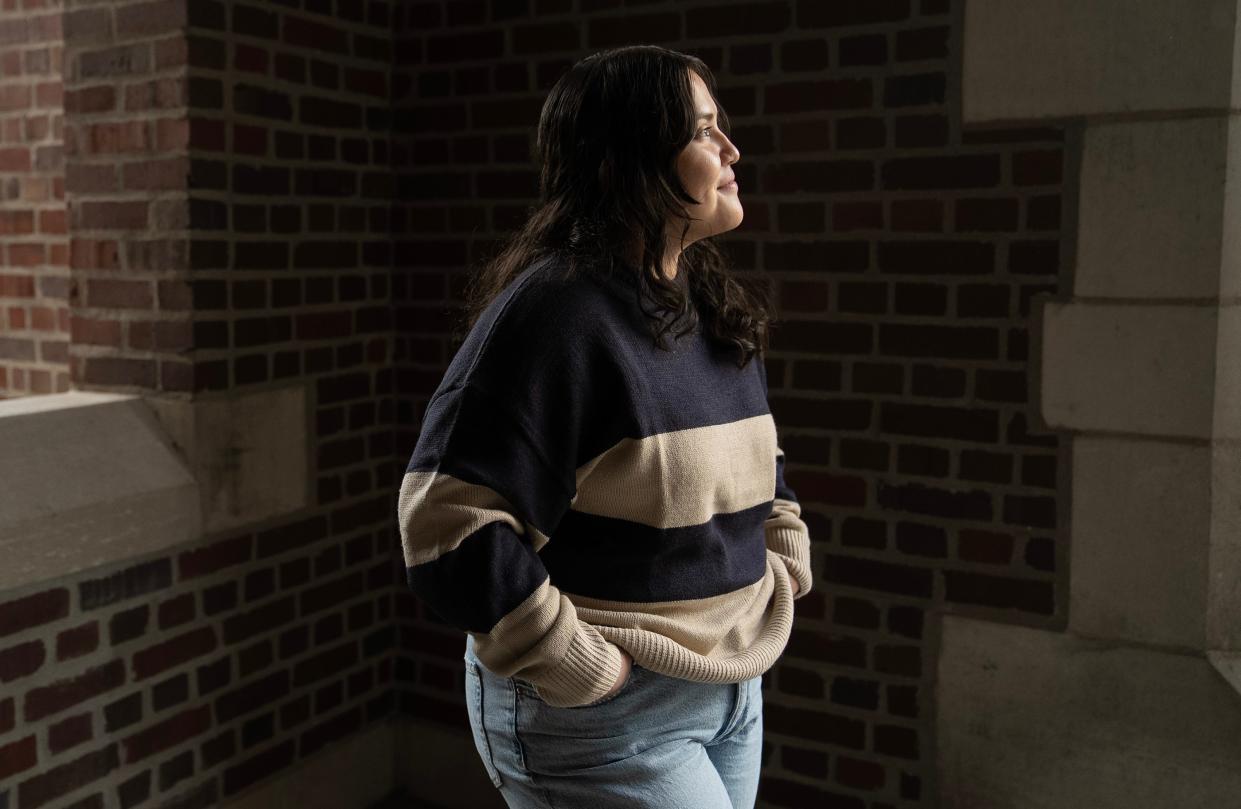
[758,358,813,600]
[398,273,630,708]
[766,445,813,600]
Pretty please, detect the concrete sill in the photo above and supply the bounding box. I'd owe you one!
[1207,650,1241,703]
[0,391,201,594]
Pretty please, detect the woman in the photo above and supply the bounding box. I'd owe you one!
[398,45,813,809]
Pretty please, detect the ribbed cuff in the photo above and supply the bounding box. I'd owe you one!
[532,624,626,708]
[766,526,812,600]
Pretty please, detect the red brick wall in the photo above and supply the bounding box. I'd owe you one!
[0,523,396,807]
[0,0,1066,806]
[0,0,69,397]
[391,2,1065,808]
[1,1,402,806]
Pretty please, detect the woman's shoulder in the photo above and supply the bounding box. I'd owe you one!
[492,255,629,343]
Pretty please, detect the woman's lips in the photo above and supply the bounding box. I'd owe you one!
[718,180,738,190]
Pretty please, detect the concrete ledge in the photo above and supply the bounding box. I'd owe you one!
[0,392,200,593]
[938,615,1241,809]
[147,385,310,534]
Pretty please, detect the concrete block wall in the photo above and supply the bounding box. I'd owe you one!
[390,1,1066,807]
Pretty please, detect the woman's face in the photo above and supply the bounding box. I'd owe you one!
[671,71,742,248]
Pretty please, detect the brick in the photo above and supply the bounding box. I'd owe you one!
[0,587,69,638]
[511,21,577,54]
[874,723,919,759]
[0,337,36,361]
[688,2,790,37]
[833,674,883,709]
[944,570,1055,614]
[956,197,1019,232]
[1009,239,1058,276]
[879,240,994,276]
[77,201,148,231]
[292,639,358,689]
[0,696,14,734]
[132,627,218,681]
[215,670,288,722]
[1002,492,1055,528]
[824,553,934,598]
[201,580,237,612]
[0,640,44,683]
[57,622,100,661]
[767,702,865,748]
[159,748,194,792]
[798,0,910,27]
[1007,148,1063,186]
[122,705,210,764]
[83,281,152,312]
[835,755,886,789]
[781,39,830,72]
[0,735,37,780]
[781,746,828,779]
[1027,195,1061,231]
[586,10,680,45]
[201,729,234,769]
[882,154,1000,190]
[80,356,157,388]
[80,559,172,610]
[426,29,504,63]
[116,0,187,38]
[153,595,194,633]
[1025,537,1056,572]
[776,665,823,699]
[48,712,94,754]
[70,316,122,346]
[765,159,873,195]
[768,78,872,115]
[178,535,253,580]
[17,743,120,808]
[117,770,151,809]
[283,14,349,53]
[197,656,231,699]
[24,659,126,722]
[221,596,296,645]
[0,211,34,235]
[150,674,188,709]
[873,644,921,677]
[109,605,149,646]
[0,147,31,172]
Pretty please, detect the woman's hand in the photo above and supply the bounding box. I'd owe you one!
[601,649,633,698]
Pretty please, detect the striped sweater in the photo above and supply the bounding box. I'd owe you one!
[398,254,813,708]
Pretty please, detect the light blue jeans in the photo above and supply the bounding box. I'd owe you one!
[463,633,764,809]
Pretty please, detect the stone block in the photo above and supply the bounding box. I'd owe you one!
[1077,117,1229,299]
[1041,300,1214,438]
[963,0,1237,123]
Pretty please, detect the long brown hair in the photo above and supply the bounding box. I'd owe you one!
[457,45,770,368]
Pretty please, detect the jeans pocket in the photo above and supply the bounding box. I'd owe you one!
[464,663,504,788]
[568,662,643,709]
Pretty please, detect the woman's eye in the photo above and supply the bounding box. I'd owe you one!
[699,127,712,138]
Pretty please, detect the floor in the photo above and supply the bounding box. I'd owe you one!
[365,791,457,809]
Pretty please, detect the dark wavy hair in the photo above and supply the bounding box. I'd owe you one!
[456,44,770,369]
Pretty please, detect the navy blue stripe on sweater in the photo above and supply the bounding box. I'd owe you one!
[540,503,772,602]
